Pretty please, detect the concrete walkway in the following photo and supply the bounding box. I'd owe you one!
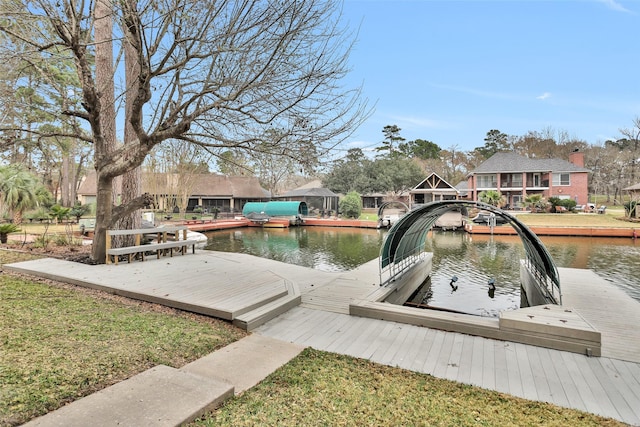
[24,335,305,427]
[8,254,640,426]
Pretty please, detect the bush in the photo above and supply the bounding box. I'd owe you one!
[70,202,91,221]
[339,191,362,219]
[0,223,20,243]
[53,234,72,246]
[33,235,51,249]
[558,198,577,211]
[49,205,71,223]
[549,197,577,212]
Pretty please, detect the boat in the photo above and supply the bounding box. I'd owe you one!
[470,211,508,226]
[147,223,209,249]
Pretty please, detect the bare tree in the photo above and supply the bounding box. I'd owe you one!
[156,140,211,214]
[618,117,640,184]
[440,145,467,185]
[1,0,370,262]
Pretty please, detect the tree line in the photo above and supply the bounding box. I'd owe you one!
[323,124,640,206]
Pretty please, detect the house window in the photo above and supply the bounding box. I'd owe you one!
[477,174,496,188]
[552,173,570,186]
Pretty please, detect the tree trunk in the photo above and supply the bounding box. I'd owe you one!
[61,152,70,206]
[93,173,114,263]
[117,10,143,244]
[91,0,117,263]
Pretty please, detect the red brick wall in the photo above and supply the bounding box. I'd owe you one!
[569,151,585,167]
[547,172,589,205]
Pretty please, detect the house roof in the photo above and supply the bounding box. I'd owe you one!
[77,172,269,198]
[277,187,338,198]
[411,172,459,194]
[624,183,640,191]
[455,181,468,190]
[469,152,590,175]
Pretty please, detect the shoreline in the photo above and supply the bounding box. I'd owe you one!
[463,223,638,238]
[188,217,640,239]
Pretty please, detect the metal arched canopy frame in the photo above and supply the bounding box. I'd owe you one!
[380,200,561,303]
[376,201,409,219]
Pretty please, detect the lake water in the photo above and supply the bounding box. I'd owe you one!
[204,226,386,272]
[203,226,640,316]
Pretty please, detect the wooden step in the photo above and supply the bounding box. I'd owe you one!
[233,280,301,331]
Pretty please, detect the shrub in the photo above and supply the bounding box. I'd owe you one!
[339,191,362,219]
[70,202,91,221]
[53,234,71,246]
[0,223,20,243]
[558,198,577,211]
[33,235,51,249]
[49,205,71,223]
[478,190,503,207]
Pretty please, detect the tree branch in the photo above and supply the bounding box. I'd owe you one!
[110,193,155,227]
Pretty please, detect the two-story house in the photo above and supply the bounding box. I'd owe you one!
[466,151,590,209]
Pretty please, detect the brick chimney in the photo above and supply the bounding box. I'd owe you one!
[569,150,584,167]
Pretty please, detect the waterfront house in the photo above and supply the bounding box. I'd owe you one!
[409,172,466,208]
[77,172,270,214]
[466,151,590,209]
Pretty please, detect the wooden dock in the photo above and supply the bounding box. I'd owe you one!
[4,252,300,322]
[256,307,640,425]
[465,223,637,238]
[560,267,640,362]
[5,253,640,425]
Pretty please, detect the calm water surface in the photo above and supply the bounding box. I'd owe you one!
[204,227,640,316]
[204,226,386,272]
[421,232,640,316]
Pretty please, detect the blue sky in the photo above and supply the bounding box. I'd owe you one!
[338,0,640,154]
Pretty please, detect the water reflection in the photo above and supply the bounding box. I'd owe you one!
[423,231,640,315]
[421,231,522,317]
[204,226,387,272]
[203,226,640,311]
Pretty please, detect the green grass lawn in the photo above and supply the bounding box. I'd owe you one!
[191,349,623,427]
[0,251,247,426]
[513,211,638,228]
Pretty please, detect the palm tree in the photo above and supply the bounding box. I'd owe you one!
[524,194,546,212]
[0,165,51,225]
[478,190,504,207]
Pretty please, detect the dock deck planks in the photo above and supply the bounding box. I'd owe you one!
[254,307,640,425]
[5,253,640,425]
[560,268,640,363]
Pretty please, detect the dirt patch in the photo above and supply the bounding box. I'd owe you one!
[1,240,96,264]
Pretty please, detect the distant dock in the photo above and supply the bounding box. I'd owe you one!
[464,223,637,238]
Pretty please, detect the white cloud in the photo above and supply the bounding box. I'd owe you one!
[599,0,632,13]
[536,92,552,100]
